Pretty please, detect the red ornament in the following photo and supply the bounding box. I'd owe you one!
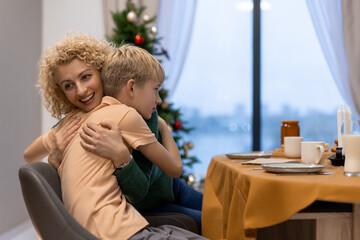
[173,120,182,130]
[134,34,144,45]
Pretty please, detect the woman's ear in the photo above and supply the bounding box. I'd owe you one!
[126,79,136,97]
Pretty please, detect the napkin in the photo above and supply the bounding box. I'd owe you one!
[241,158,299,165]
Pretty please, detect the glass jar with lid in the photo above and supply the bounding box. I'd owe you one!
[281,120,300,148]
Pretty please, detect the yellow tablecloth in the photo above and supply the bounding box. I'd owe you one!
[202,155,360,240]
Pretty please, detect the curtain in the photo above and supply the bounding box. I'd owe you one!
[102,0,122,37]
[305,0,359,118]
[156,0,198,98]
[102,0,159,37]
[341,0,360,118]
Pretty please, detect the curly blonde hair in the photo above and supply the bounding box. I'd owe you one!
[38,33,114,119]
[101,44,165,98]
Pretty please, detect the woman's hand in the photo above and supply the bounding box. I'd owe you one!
[48,116,81,168]
[79,120,131,168]
[158,116,169,135]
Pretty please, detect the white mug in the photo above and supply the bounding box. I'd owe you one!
[284,136,303,158]
[301,141,325,165]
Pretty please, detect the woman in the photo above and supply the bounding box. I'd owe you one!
[24,33,203,233]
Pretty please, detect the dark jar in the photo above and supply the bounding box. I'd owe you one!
[281,120,300,148]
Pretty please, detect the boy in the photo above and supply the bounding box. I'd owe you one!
[40,43,205,239]
[83,45,203,231]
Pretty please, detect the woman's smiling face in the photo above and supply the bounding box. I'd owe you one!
[54,58,103,112]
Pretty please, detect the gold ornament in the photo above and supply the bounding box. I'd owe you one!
[127,10,136,22]
[183,142,194,158]
[150,26,158,34]
[142,13,150,22]
[186,173,196,186]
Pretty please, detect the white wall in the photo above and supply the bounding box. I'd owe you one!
[41,0,105,131]
[0,0,105,235]
[0,0,159,236]
[41,0,159,131]
[0,0,42,234]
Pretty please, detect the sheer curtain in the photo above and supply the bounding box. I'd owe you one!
[341,0,360,118]
[305,0,359,118]
[156,0,198,98]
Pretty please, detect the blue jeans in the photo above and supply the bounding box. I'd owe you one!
[141,178,203,233]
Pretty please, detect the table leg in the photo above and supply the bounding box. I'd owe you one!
[353,203,360,240]
[315,213,352,240]
[291,212,352,240]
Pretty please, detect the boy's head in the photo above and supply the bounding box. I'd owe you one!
[101,44,165,119]
[38,33,113,119]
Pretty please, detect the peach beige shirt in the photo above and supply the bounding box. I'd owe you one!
[42,96,157,240]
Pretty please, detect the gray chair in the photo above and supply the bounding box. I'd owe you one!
[19,162,199,239]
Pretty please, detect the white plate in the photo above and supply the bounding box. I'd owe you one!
[226,152,272,159]
[261,163,324,173]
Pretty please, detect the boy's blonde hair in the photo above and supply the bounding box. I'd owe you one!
[38,33,114,119]
[101,44,165,97]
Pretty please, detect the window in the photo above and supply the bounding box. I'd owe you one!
[261,0,344,151]
[171,0,344,177]
[172,0,252,177]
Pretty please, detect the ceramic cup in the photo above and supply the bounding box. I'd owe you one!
[284,136,303,158]
[301,141,325,165]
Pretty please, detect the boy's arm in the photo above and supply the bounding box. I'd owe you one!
[114,111,159,203]
[123,110,183,178]
[137,140,183,178]
[135,116,183,178]
[80,110,182,177]
[157,116,182,165]
[23,133,49,163]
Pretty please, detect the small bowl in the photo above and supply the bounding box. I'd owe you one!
[327,154,345,166]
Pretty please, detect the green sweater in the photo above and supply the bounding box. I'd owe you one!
[113,111,175,210]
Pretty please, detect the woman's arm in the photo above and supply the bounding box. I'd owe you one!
[137,141,183,178]
[23,133,49,163]
[23,116,81,168]
[48,116,81,168]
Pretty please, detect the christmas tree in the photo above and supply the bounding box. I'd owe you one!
[107,0,200,182]
[107,0,167,59]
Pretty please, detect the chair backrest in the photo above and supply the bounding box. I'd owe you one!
[19,162,200,238]
[18,162,99,240]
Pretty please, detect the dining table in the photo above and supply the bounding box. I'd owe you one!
[202,153,360,240]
